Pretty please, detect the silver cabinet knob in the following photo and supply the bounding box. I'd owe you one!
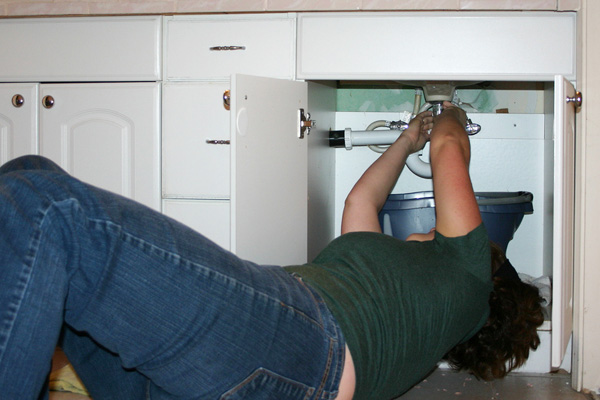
[566,91,583,108]
[11,94,24,108]
[42,95,55,109]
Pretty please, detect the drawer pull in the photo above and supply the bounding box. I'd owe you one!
[209,46,246,51]
[206,139,231,145]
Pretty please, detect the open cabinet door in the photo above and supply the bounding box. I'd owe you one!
[230,74,308,266]
[552,75,576,368]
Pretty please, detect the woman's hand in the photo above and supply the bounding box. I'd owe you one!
[401,110,434,154]
[430,102,470,155]
[428,101,482,238]
[436,101,467,127]
[341,110,433,234]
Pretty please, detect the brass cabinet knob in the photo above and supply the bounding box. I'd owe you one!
[11,94,25,108]
[42,95,55,109]
[223,90,230,110]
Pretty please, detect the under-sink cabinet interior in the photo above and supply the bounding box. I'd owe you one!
[304,78,575,375]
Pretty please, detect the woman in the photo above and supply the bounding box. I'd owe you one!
[287,102,541,398]
[0,103,542,399]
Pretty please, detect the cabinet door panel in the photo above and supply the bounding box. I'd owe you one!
[231,75,307,265]
[0,83,38,164]
[162,82,230,199]
[163,199,230,251]
[40,83,160,210]
[552,75,576,368]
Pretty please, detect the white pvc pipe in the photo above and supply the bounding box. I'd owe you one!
[366,120,394,153]
[344,128,400,150]
[343,95,435,178]
[405,102,433,178]
[406,153,433,178]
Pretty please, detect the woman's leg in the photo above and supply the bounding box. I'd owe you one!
[0,157,75,398]
[0,157,148,400]
[0,156,148,399]
[0,156,345,399]
[60,327,148,399]
[0,156,147,399]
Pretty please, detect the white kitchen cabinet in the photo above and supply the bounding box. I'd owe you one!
[0,83,38,164]
[293,11,577,374]
[0,8,578,383]
[39,83,161,211]
[182,70,576,373]
[0,16,162,210]
[162,75,308,265]
[160,12,578,373]
[162,81,231,249]
[1,82,161,210]
[162,14,305,264]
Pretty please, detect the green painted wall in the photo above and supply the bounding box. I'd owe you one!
[336,83,545,114]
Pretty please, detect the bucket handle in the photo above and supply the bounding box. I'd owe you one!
[476,191,533,206]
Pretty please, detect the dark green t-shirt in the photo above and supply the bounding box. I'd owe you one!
[284,224,492,400]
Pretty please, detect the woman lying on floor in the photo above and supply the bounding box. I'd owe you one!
[0,102,543,399]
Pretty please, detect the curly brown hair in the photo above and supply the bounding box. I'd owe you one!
[443,243,545,380]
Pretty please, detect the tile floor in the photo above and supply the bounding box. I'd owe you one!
[398,368,594,400]
[49,347,596,400]
[48,370,597,400]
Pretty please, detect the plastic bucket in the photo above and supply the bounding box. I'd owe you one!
[378,191,533,251]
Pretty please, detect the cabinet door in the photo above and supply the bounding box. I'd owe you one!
[39,83,160,210]
[231,75,308,265]
[552,75,577,368]
[0,83,38,164]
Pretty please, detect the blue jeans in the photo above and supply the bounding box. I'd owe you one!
[0,156,346,400]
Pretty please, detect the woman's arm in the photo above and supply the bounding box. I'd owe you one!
[429,102,482,237]
[341,111,433,234]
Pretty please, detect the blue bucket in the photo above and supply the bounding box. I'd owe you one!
[378,191,533,252]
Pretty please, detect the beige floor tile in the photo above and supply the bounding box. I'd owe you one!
[398,368,592,399]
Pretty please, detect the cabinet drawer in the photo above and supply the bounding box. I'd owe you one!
[0,16,161,82]
[162,82,230,198]
[298,12,576,81]
[165,15,295,80]
[163,199,230,251]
